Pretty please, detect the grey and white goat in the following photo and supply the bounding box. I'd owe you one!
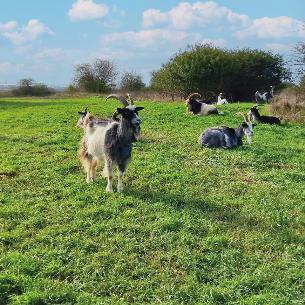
[185,93,219,115]
[198,113,254,148]
[78,94,144,192]
[255,86,274,104]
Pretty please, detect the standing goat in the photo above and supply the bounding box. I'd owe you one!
[185,93,219,115]
[255,86,274,104]
[198,113,254,148]
[78,94,144,192]
[248,105,281,125]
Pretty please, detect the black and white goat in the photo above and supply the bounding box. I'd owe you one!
[185,93,219,115]
[198,113,254,148]
[255,86,274,104]
[78,94,144,192]
[248,105,281,125]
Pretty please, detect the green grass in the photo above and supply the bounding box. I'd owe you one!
[0,97,304,305]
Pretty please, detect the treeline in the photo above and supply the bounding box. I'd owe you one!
[12,79,54,97]
[3,43,302,100]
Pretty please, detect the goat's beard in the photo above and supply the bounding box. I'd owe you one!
[133,125,141,141]
[246,134,252,144]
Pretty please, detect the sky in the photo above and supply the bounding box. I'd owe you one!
[0,0,304,87]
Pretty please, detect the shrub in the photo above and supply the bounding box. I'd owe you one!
[270,81,305,122]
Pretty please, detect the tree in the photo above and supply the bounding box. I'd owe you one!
[73,59,118,93]
[12,78,53,96]
[120,71,145,91]
[293,42,305,78]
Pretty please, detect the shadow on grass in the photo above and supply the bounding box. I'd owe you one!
[126,188,263,230]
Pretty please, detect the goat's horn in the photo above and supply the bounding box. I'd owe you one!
[186,92,201,100]
[236,112,248,122]
[126,93,134,105]
[111,110,120,121]
[106,94,129,107]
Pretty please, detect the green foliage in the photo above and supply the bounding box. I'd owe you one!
[151,44,290,100]
[0,98,304,304]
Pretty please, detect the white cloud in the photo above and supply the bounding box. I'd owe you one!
[265,43,293,53]
[68,0,109,21]
[102,29,226,51]
[142,1,250,29]
[102,29,201,49]
[0,21,17,31]
[236,16,305,39]
[0,19,53,45]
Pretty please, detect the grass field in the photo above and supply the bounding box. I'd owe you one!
[0,97,304,305]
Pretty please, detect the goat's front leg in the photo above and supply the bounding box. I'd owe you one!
[104,160,114,193]
[117,163,127,193]
[85,155,93,183]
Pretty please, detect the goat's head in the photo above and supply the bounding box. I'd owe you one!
[185,92,201,106]
[237,112,254,144]
[248,105,260,119]
[106,94,144,139]
[76,107,91,128]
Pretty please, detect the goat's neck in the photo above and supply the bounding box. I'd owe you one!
[117,119,135,143]
[235,126,245,139]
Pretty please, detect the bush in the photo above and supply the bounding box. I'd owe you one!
[151,44,290,101]
[270,80,305,122]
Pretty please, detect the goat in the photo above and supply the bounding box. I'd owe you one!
[217,92,229,105]
[76,107,113,129]
[78,94,144,192]
[198,113,254,148]
[248,105,281,125]
[255,86,274,104]
[185,93,219,115]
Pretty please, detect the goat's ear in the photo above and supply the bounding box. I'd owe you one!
[135,107,144,112]
[116,108,124,114]
[78,111,83,115]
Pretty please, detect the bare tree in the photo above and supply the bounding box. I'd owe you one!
[120,71,145,91]
[73,59,118,93]
[293,42,305,77]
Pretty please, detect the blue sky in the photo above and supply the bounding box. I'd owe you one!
[0,0,304,86]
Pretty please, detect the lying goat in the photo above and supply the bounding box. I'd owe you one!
[248,105,281,125]
[255,86,274,104]
[198,113,253,148]
[185,93,219,115]
[78,94,144,192]
[217,92,229,105]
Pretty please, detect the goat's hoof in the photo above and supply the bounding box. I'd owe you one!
[106,187,114,193]
[117,187,123,193]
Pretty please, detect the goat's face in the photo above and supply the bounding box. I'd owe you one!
[249,106,260,118]
[76,109,90,128]
[117,106,144,128]
[241,121,254,144]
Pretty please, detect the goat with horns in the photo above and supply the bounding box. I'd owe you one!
[77,94,144,192]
